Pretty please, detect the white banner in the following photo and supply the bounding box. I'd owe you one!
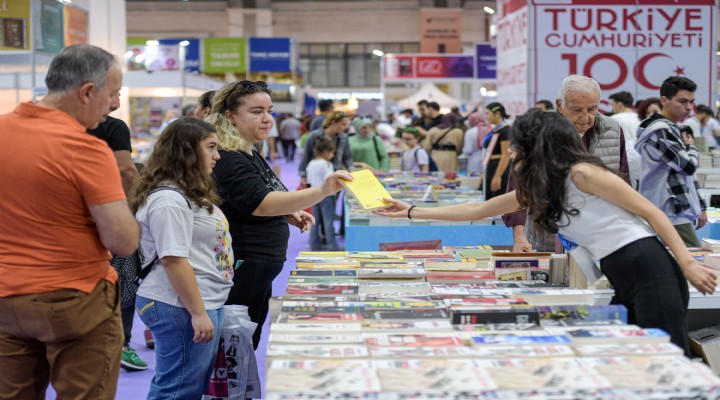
[496,0,530,119]
[531,0,717,112]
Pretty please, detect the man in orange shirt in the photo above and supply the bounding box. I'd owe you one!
[0,45,140,400]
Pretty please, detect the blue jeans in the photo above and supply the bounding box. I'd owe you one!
[136,296,224,400]
[309,195,339,251]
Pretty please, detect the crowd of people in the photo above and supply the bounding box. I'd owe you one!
[1,43,719,399]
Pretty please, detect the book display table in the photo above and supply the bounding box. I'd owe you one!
[265,250,720,399]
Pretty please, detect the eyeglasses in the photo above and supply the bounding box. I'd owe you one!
[224,80,269,111]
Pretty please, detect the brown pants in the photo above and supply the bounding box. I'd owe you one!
[0,279,122,400]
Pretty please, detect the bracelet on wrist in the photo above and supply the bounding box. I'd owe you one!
[408,205,416,219]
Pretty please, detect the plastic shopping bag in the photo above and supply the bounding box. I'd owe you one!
[224,305,261,399]
[202,337,229,399]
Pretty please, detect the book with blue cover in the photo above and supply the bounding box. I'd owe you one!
[470,335,572,346]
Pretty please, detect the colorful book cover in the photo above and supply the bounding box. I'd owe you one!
[451,306,540,325]
[284,284,359,296]
[363,333,464,347]
[471,335,571,346]
[538,305,628,323]
[290,269,357,277]
[278,312,363,324]
[363,308,449,321]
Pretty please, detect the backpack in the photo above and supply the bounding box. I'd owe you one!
[134,186,192,286]
[414,147,439,172]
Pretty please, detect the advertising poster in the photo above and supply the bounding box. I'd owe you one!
[495,0,530,118]
[203,37,247,74]
[0,0,31,51]
[383,54,473,81]
[384,55,414,79]
[531,0,717,111]
[35,0,63,54]
[475,43,497,80]
[416,55,474,79]
[63,4,88,46]
[249,37,291,72]
[420,8,462,53]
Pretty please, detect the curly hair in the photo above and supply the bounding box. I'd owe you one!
[128,118,219,214]
[206,81,272,152]
[510,109,608,234]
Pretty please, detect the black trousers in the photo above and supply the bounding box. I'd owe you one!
[601,236,691,356]
[280,139,297,160]
[121,306,134,347]
[483,159,510,200]
[225,257,285,349]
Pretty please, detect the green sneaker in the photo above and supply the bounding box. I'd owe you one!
[121,347,148,371]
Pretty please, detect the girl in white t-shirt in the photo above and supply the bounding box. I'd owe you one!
[307,136,339,250]
[129,118,233,399]
[400,127,429,173]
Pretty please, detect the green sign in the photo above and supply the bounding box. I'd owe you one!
[203,38,246,73]
[36,0,63,54]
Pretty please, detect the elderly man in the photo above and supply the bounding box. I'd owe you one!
[0,45,140,399]
[504,75,629,252]
[635,76,707,247]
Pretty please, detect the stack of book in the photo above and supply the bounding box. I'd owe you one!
[264,250,720,399]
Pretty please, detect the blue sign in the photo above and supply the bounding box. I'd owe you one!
[475,43,496,80]
[158,38,200,73]
[249,38,291,72]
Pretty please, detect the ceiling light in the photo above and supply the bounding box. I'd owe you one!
[372,49,384,57]
[483,6,495,14]
[146,40,159,46]
[179,40,190,47]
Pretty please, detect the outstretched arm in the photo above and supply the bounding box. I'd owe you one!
[373,191,520,221]
[254,171,352,216]
[572,163,716,294]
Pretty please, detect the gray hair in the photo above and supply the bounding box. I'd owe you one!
[45,44,117,94]
[557,75,601,107]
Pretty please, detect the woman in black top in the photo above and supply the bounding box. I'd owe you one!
[483,102,512,200]
[207,81,351,348]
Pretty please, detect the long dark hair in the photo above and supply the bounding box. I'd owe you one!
[129,118,219,213]
[510,109,607,234]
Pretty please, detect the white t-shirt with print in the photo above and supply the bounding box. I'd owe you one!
[306,159,333,188]
[136,188,234,310]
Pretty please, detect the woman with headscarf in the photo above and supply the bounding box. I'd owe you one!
[423,113,464,173]
[348,117,390,172]
[462,112,494,175]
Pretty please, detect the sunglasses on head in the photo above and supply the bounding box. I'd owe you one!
[224,80,269,111]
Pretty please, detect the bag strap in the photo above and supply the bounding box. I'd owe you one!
[372,134,383,162]
[135,186,192,284]
[432,128,454,148]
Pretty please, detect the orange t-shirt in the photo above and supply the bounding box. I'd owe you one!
[0,103,126,296]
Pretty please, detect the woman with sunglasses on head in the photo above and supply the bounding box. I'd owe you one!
[375,109,716,355]
[129,119,233,399]
[206,81,352,349]
[298,110,355,185]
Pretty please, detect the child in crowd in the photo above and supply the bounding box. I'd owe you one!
[307,136,340,250]
[376,109,716,356]
[129,118,234,399]
[400,127,430,173]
